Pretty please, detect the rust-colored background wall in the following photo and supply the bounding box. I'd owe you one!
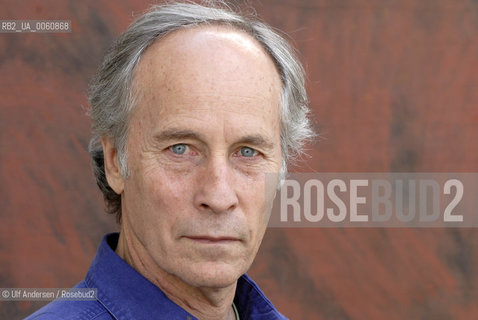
[1,0,477,319]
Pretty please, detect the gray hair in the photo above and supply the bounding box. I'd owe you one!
[88,1,314,222]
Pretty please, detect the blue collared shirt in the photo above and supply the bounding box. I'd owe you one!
[26,233,287,320]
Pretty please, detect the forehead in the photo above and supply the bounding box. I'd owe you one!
[132,25,282,112]
[127,26,283,153]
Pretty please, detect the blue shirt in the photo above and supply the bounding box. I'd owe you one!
[26,233,287,320]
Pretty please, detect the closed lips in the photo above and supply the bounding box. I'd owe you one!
[185,236,240,242]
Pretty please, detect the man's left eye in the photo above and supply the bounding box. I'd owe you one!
[240,147,257,157]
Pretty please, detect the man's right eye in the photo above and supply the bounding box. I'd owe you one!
[170,144,188,155]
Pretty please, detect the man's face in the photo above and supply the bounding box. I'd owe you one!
[120,26,282,288]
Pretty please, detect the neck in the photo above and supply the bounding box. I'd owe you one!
[115,224,237,320]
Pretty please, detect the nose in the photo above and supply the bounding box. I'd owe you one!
[194,156,238,214]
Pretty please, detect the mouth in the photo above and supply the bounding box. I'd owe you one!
[184,236,241,244]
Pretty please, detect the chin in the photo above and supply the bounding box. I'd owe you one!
[182,261,248,288]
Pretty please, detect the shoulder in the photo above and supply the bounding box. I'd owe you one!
[24,282,113,320]
[25,300,111,320]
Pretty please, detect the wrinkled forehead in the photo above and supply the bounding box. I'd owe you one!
[131,25,282,112]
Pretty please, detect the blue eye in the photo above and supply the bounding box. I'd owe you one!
[171,144,187,155]
[240,147,256,157]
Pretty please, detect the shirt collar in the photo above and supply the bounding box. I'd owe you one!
[85,233,285,320]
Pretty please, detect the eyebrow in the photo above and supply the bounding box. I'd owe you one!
[154,129,276,150]
[154,129,206,143]
[236,135,275,151]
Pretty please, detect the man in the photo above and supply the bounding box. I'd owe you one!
[27,2,313,319]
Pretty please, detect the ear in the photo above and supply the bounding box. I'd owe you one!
[101,137,125,195]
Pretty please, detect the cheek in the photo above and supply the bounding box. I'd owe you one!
[238,176,268,237]
[144,168,193,222]
[126,166,194,234]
